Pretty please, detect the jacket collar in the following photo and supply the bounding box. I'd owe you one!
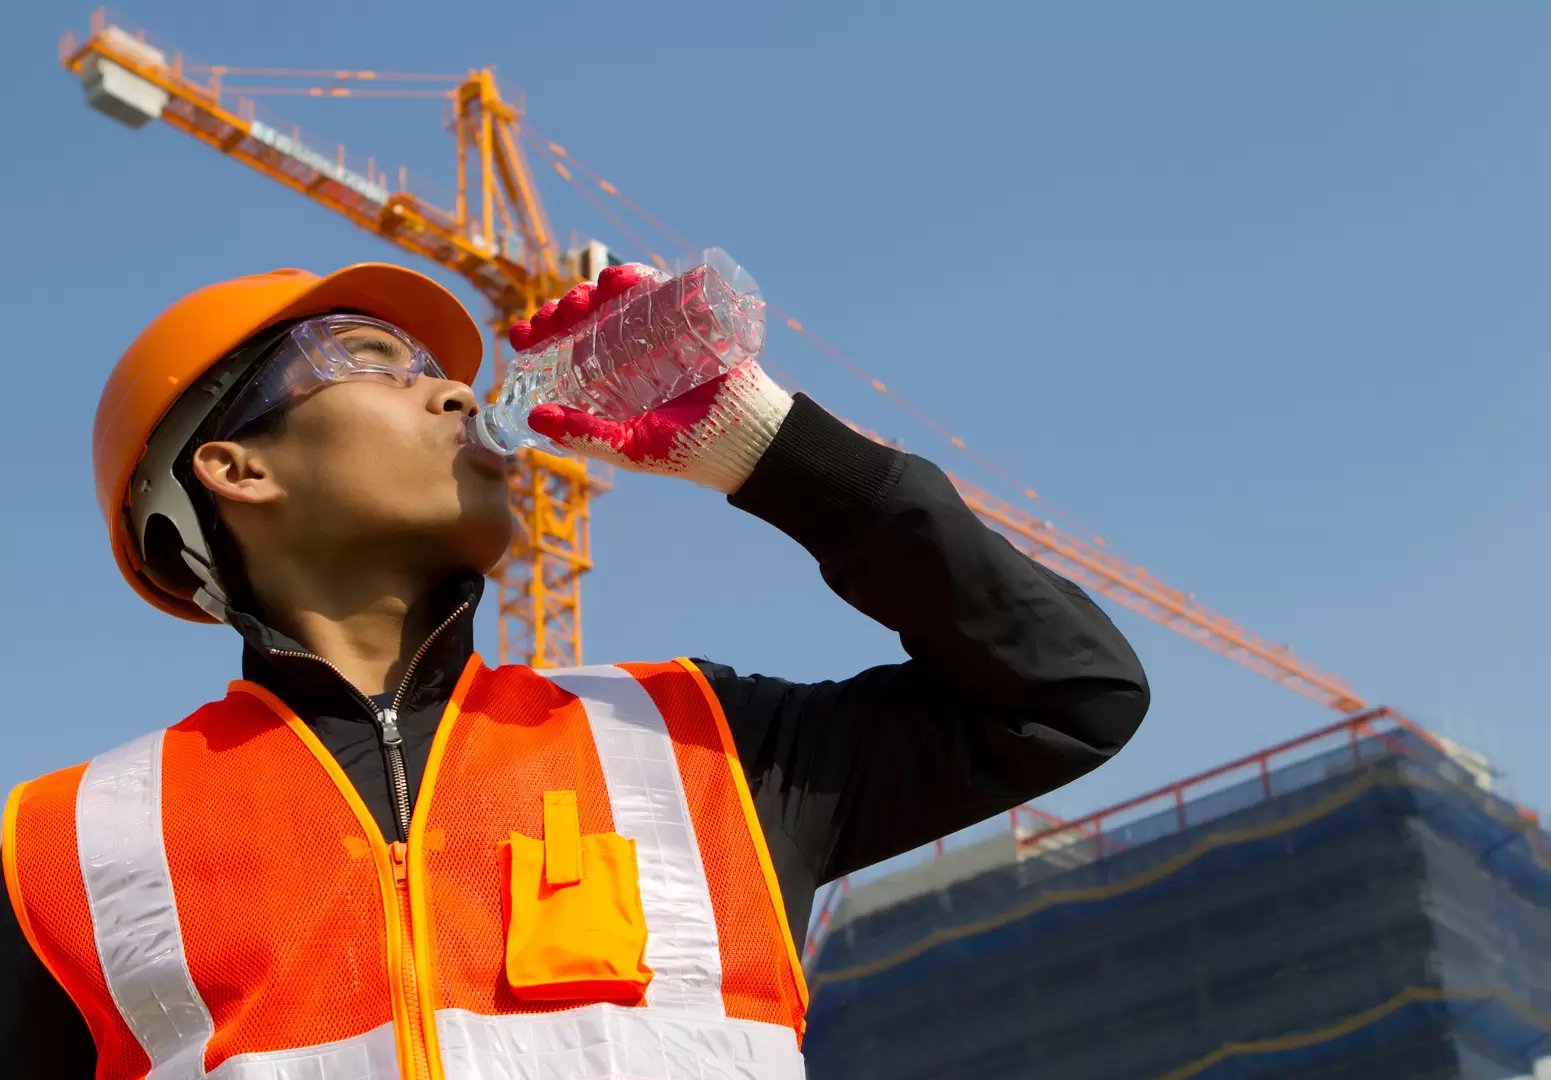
[229,573,484,723]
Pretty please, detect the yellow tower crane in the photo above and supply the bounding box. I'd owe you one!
[60,11,1369,716]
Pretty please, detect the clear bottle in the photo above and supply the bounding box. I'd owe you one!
[470,248,766,456]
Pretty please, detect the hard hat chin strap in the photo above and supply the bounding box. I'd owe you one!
[182,548,231,623]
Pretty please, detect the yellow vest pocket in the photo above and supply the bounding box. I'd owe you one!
[503,791,654,1002]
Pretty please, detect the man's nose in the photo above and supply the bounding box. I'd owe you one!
[432,379,481,417]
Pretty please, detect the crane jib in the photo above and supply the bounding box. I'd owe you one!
[247,120,389,206]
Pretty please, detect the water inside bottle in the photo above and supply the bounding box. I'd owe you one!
[563,263,757,417]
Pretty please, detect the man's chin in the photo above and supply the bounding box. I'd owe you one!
[452,510,514,576]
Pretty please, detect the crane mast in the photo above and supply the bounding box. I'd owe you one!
[59,11,1369,714]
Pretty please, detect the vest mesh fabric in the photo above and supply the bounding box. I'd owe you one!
[10,763,152,1079]
[161,694,395,1069]
[621,662,807,1032]
[423,664,622,1017]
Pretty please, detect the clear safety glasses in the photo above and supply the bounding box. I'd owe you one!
[216,314,449,439]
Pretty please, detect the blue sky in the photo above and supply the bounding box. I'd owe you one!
[2,2,1548,852]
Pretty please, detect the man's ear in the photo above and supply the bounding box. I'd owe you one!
[190,441,282,506]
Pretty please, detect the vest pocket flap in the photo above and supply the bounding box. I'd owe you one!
[542,791,581,887]
[504,827,654,1002]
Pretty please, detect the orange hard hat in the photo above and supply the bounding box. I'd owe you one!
[95,263,484,623]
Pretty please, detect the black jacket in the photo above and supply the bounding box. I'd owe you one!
[0,396,1149,1076]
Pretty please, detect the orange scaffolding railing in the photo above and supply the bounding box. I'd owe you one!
[1009,706,1527,862]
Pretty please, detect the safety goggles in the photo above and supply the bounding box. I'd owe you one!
[216,314,448,439]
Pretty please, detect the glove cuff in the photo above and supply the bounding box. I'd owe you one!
[681,363,794,494]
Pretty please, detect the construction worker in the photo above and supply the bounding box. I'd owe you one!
[0,262,1149,1079]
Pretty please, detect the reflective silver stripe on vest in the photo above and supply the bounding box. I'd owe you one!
[436,1004,805,1080]
[205,1021,399,1079]
[541,666,725,1016]
[76,729,215,1079]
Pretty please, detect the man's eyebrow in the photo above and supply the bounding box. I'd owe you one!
[343,335,408,360]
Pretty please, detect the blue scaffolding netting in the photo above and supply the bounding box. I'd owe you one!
[803,730,1551,1080]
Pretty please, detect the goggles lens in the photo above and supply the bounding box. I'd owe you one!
[216,315,447,439]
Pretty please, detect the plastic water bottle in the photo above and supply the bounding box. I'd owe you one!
[470,248,766,456]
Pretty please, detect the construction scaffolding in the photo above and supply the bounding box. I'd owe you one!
[803,714,1551,1080]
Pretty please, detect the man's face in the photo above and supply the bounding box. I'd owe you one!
[234,324,512,576]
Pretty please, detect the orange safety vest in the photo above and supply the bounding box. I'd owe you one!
[3,657,808,1079]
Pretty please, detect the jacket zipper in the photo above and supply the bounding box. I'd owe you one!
[268,601,471,1079]
[268,599,471,841]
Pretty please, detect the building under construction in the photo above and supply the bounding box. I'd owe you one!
[802,711,1551,1080]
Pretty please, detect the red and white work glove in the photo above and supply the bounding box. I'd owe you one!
[510,264,793,495]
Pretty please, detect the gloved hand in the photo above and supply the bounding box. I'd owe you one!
[509,264,793,494]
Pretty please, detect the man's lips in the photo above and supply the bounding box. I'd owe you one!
[456,418,509,475]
